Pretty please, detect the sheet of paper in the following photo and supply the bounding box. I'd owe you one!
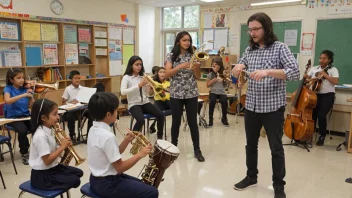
[123,45,134,65]
[95,31,107,38]
[108,26,122,40]
[1,22,19,40]
[109,60,123,76]
[41,24,59,41]
[23,22,41,41]
[123,29,134,44]
[284,29,298,46]
[78,28,91,42]
[43,44,58,65]
[203,29,214,50]
[76,87,97,104]
[214,29,228,49]
[96,48,107,56]
[95,38,107,47]
[64,25,77,43]
[203,13,213,28]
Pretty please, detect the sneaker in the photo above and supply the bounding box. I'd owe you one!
[316,135,325,146]
[233,176,257,191]
[194,150,205,162]
[21,153,29,165]
[274,185,286,198]
[221,118,229,127]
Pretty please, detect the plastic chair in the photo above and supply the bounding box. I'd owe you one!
[0,169,5,189]
[0,133,18,175]
[80,182,102,198]
[18,180,71,198]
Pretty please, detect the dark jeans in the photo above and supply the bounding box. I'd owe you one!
[150,100,170,130]
[312,93,335,137]
[7,120,32,155]
[170,97,200,151]
[64,110,93,137]
[209,93,228,120]
[90,174,158,198]
[129,103,164,138]
[244,106,286,186]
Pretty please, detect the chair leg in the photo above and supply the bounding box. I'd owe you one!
[66,190,71,198]
[81,195,87,198]
[164,116,167,140]
[0,170,6,189]
[18,191,25,198]
[6,142,18,174]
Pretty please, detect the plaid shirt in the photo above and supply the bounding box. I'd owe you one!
[239,41,300,113]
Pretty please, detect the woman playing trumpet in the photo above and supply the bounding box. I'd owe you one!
[206,57,229,127]
[121,56,165,139]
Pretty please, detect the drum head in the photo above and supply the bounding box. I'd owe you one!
[156,140,180,154]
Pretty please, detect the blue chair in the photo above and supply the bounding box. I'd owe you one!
[0,133,17,175]
[18,181,71,198]
[80,182,102,198]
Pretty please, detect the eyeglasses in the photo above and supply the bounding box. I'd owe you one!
[246,27,263,34]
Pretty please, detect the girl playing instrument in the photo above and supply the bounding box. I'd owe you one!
[3,68,34,165]
[29,99,83,190]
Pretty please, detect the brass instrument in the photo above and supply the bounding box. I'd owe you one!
[143,74,169,97]
[189,45,209,70]
[218,46,225,57]
[25,77,59,93]
[114,120,160,186]
[217,70,232,83]
[53,123,85,166]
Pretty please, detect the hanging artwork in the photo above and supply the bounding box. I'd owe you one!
[0,0,13,9]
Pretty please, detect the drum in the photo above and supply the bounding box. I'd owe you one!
[153,140,179,169]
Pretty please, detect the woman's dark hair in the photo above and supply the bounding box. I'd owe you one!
[153,67,168,83]
[123,56,145,76]
[31,99,58,133]
[152,66,160,75]
[171,31,194,63]
[6,68,24,86]
[247,12,278,49]
[88,92,119,121]
[320,50,334,65]
[211,58,227,86]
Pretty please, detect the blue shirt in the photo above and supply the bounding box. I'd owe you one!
[3,85,30,118]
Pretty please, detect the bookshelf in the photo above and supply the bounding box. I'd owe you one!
[0,16,115,101]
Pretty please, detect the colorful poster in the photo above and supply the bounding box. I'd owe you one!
[328,0,352,14]
[64,25,77,43]
[79,44,89,56]
[109,40,122,60]
[0,22,18,40]
[65,44,79,64]
[41,24,59,41]
[43,44,58,65]
[23,22,41,41]
[78,27,91,42]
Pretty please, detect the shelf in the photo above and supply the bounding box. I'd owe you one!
[24,41,61,44]
[0,40,22,43]
[64,42,93,45]
[25,65,65,68]
[0,66,26,69]
[95,46,107,48]
[65,64,94,67]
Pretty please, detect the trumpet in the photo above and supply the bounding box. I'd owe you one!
[53,123,85,166]
[189,46,209,70]
[24,77,59,93]
[143,74,169,97]
[217,70,232,83]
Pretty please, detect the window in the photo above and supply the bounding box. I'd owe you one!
[162,5,200,63]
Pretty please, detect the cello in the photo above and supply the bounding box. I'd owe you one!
[284,59,317,143]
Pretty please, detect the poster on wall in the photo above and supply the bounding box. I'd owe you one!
[0,0,13,9]
[301,33,314,56]
[214,13,229,28]
[328,0,352,14]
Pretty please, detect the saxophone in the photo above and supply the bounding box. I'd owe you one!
[53,123,86,166]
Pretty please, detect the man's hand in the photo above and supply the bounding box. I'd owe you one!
[232,64,246,77]
[250,70,269,81]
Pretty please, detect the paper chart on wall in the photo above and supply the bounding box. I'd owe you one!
[109,60,123,76]
[122,44,134,65]
[41,24,59,41]
[203,29,214,50]
[23,22,41,41]
[203,13,213,28]
[64,25,77,43]
[284,29,297,46]
[214,29,228,49]
[95,38,107,47]
[1,22,19,40]
[43,44,58,65]
[108,26,122,40]
[123,29,134,44]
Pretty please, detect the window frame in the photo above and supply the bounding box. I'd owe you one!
[161,5,200,64]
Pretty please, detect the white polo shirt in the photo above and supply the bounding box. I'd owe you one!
[307,66,339,94]
[121,74,150,109]
[87,121,121,177]
[29,126,59,170]
[62,84,83,103]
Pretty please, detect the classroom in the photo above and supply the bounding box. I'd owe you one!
[1,0,352,197]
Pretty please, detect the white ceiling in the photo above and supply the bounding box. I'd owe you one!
[121,0,246,7]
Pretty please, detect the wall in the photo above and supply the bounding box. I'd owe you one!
[137,4,156,73]
[0,0,136,25]
[196,4,352,132]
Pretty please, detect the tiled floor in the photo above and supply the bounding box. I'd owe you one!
[1,113,352,198]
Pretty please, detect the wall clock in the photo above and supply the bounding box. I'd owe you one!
[50,0,64,15]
